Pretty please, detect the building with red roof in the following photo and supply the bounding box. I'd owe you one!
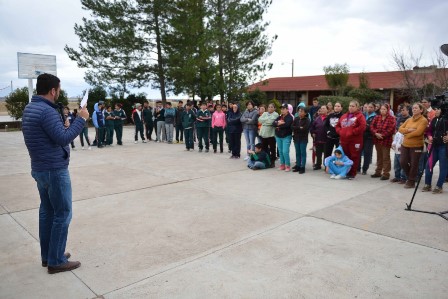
[248,68,447,110]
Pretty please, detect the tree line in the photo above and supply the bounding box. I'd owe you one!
[64,0,276,104]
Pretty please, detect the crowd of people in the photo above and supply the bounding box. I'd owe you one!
[65,97,448,194]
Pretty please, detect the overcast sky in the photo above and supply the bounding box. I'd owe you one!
[1,0,447,98]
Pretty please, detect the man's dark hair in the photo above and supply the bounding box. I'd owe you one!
[186,103,192,107]
[178,100,183,104]
[36,73,60,95]
[166,102,172,106]
[221,104,227,108]
[156,101,162,104]
[246,100,255,107]
[255,143,263,150]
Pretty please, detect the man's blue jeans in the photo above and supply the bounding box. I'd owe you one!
[425,145,448,188]
[247,160,266,169]
[275,135,292,166]
[31,168,72,267]
[294,140,308,168]
[394,154,407,181]
[243,128,256,152]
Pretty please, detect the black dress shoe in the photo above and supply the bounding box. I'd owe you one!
[313,165,321,170]
[42,252,71,267]
[292,166,299,172]
[298,167,305,174]
[48,261,81,274]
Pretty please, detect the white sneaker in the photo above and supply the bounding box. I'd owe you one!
[244,156,250,161]
[88,146,92,150]
[82,146,85,150]
[134,141,138,144]
[142,140,147,143]
[330,174,336,179]
[335,175,343,180]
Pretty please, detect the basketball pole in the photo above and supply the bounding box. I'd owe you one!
[27,79,33,103]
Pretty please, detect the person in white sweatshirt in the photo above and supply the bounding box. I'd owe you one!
[390,132,407,183]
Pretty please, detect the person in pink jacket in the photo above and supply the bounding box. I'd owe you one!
[212,104,227,153]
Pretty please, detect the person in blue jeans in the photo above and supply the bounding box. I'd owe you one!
[273,103,294,172]
[324,146,354,179]
[292,106,310,174]
[240,101,259,160]
[247,143,271,170]
[421,108,448,194]
[22,74,88,274]
[391,132,407,183]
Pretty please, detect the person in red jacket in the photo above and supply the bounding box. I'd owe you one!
[335,100,366,179]
[370,104,396,180]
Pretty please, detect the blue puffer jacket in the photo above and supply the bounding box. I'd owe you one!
[22,95,86,171]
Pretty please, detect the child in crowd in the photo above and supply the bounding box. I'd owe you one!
[196,102,212,152]
[164,102,176,143]
[292,106,310,174]
[324,146,353,179]
[142,101,154,141]
[247,143,271,170]
[113,103,126,145]
[182,103,197,151]
[390,131,407,184]
[104,105,115,146]
[211,104,226,153]
[155,101,166,142]
[64,107,76,150]
[132,103,146,143]
[222,104,231,153]
[92,101,105,148]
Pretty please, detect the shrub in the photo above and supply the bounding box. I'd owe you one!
[5,87,29,120]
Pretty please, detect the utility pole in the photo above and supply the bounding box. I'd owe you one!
[292,59,294,77]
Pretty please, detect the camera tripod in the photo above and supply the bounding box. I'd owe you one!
[405,144,448,221]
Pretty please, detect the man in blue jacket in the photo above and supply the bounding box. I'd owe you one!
[92,101,105,148]
[22,73,89,274]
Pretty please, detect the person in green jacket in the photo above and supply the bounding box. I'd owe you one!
[104,105,115,146]
[258,103,279,167]
[182,102,197,151]
[142,101,154,141]
[196,102,212,152]
[113,103,127,145]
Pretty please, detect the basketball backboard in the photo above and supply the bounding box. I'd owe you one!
[17,52,57,79]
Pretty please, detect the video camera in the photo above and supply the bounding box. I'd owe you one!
[430,91,448,118]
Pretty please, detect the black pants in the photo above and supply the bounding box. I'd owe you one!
[145,122,153,140]
[135,124,145,141]
[114,124,123,145]
[229,132,242,157]
[315,143,325,167]
[184,128,194,149]
[213,127,224,152]
[261,136,276,164]
[358,138,374,172]
[176,124,184,141]
[97,127,105,147]
[197,127,209,150]
[325,138,339,159]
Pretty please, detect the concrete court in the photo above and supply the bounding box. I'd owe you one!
[0,127,447,299]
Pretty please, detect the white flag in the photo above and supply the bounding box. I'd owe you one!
[80,89,89,108]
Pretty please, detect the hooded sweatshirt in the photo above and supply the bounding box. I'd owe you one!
[240,108,259,130]
[335,110,366,145]
[92,103,105,128]
[212,110,226,128]
[292,115,310,142]
[325,111,343,140]
[227,108,243,134]
[324,145,354,167]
